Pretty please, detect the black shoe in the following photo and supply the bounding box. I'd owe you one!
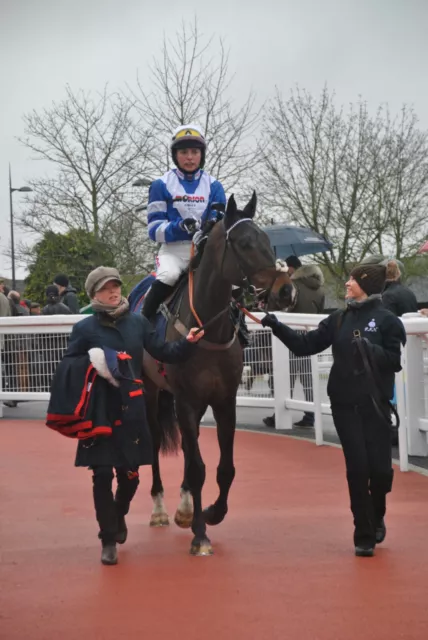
[375,519,386,544]
[355,545,375,557]
[263,415,275,428]
[101,543,118,565]
[293,418,314,428]
[141,280,174,320]
[116,515,128,545]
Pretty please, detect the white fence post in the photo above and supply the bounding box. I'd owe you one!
[404,335,428,457]
[395,367,408,472]
[311,354,324,446]
[271,333,293,430]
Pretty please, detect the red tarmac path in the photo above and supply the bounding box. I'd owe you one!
[1,420,428,640]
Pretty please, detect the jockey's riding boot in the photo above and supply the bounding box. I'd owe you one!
[141,280,175,321]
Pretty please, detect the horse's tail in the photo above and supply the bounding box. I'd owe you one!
[157,389,181,454]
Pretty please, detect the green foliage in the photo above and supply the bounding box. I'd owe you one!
[24,229,114,306]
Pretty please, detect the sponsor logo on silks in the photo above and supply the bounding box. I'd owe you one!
[364,318,378,333]
[173,195,206,203]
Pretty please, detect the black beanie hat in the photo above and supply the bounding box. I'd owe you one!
[350,264,386,297]
[46,285,60,300]
[53,273,69,287]
[285,255,302,270]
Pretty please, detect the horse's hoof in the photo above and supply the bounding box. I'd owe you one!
[174,510,193,529]
[203,505,227,526]
[190,541,213,556]
[150,512,170,527]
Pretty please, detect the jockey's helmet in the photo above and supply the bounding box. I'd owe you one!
[171,124,206,169]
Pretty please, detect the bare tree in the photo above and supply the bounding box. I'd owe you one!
[378,107,428,258]
[18,85,154,272]
[259,87,428,280]
[132,19,258,192]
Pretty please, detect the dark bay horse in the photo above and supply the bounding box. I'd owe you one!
[144,192,295,556]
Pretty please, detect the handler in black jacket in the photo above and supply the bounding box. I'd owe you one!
[261,263,406,557]
[61,266,203,566]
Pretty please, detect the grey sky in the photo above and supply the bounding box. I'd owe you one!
[1,0,428,278]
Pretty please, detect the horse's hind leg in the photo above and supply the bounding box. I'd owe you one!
[146,388,169,527]
[150,443,169,527]
[204,400,236,526]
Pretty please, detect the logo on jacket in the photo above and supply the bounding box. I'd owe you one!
[173,195,206,203]
[364,318,378,333]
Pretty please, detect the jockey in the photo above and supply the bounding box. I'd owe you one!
[142,124,226,319]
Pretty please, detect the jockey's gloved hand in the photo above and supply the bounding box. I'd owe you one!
[180,218,200,235]
[261,312,279,329]
[193,229,204,246]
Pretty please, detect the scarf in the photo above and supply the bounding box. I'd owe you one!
[91,296,129,320]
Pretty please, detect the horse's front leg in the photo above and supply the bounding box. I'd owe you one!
[174,406,207,530]
[203,399,237,526]
[175,398,212,556]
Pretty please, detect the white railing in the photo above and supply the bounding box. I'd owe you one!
[239,311,428,471]
[2,311,428,472]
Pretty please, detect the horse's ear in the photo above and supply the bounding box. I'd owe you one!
[224,194,238,227]
[242,191,257,219]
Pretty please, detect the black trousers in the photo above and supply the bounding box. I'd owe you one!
[331,401,394,548]
[92,466,140,544]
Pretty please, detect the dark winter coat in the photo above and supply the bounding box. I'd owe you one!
[291,265,325,314]
[43,301,72,315]
[63,310,195,468]
[382,280,418,317]
[266,297,406,405]
[47,351,152,470]
[60,286,80,314]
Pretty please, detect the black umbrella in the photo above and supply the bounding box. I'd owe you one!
[262,224,332,258]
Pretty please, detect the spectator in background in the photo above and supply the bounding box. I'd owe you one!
[8,291,29,316]
[30,302,41,316]
[43,285,72,315]
[382,260,418,317]
[0,278,10,317]
[263,255,325,429]
[5,291,29,398]
[53,274,79,313]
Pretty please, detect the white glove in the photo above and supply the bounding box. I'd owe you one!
[193,229,204,246]
[88,348,120,387]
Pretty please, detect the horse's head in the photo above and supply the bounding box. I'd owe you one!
[207,192,295,310]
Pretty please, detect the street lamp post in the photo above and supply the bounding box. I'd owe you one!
[132,177,152,214]
[132,178,153,188]
[9,164,32,289]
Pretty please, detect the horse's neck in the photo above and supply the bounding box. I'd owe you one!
[188,245,233,343]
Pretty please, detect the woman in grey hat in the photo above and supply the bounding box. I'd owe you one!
[60,266,203,565]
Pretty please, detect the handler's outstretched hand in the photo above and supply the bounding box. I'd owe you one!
[261,313,279,329]
[187,327,205,343]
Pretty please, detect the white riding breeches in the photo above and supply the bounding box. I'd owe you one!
[156,242,193,286]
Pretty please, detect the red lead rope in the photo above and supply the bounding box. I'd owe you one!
[237,304,262,325]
